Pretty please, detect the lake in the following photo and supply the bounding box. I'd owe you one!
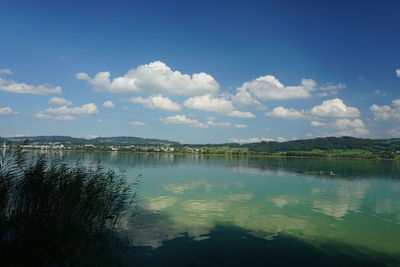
[50,151,400,266]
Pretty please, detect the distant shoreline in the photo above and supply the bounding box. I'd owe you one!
[17,148,399,161]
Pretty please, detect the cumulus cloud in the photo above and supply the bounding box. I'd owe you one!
[230,137,278,144]
[333,119,365,130]
[232,87,266,109]
[0,69,12,75]
[370,99,400,121]
[0,107,19,115]
[129,121,146,126]
[237,75,313,101]
[310,98,360,118]
[159,115,208,128]
[206,120,231,127]
[34,103,99,121]
[265,106,306,119]
[235,124,248,128]
[76,61,219,96]
[235,75,345,102]
[184,94,255,118]
[128,94,181,111]
[49,97,72,106]
[396,69,400,77]
[0,77,61,95]
[264,98,362,122]
[311,118,369,136]
[102,100,115,108]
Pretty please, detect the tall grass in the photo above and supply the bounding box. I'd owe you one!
[0,149,136,266]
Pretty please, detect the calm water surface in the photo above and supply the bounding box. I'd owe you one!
[51,151,400,266]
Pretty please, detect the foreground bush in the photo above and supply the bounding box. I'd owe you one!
[0,149,136,266]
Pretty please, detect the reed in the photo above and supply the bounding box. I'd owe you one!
[0,149,136,266]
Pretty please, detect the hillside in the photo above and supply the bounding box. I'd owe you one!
[2,136,400,156]
[242,136,400,153]
[0,135,180,146]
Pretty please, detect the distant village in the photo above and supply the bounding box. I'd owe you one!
[2,141,204,153]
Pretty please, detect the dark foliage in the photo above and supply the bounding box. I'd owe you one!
[0,149,136,266]
[244,136,400,153]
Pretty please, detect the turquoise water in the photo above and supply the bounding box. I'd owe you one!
[50,151,400,266]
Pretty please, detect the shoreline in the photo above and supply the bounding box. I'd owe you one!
[19,148,400,161]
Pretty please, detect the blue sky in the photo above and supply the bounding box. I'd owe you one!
[1,0,399,143]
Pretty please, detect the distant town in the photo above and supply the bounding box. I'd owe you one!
[2,141,203,153]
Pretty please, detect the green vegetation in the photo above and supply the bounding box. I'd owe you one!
[180,136,400,159]
[201,146,249,154]
[0,135,179,146]
[0,149,136,266]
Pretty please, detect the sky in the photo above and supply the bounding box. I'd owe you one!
[0,0,399,144]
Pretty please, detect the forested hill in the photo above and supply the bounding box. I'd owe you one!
[184,136,400,153]
[242,137,400,152]
[0,136,180,146]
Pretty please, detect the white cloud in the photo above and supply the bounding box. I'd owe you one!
[370,99,400,121]
[102,100,115,108]
[34,113,75,121]
[333,118,365,129]
[332,119,369,136]
[129,121,146,126]
[128,94,181,111]
[159,115,208,128]
[76,61,219,96]
[237,75,313,101]
[232,87,266,109]
[206,120,231,127]
[34,103,99,121]
[0,69,12,75]
[0,77,61,95]
[396,69,400,78]
[49,97,72,106]
[310,121,325,126]
[277,137,286,142]
[44,103,99,115]
[236,75,346,102]
[311,118,369,136]
[0,107,19,115]
[86,135,99,139]
[310,98,360,118]
[234,75,345,105]
[230,137,275,144]
[265,106,306,119]
[318,82,346,96]
[184,94,255,118]
[235,124,248,128]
